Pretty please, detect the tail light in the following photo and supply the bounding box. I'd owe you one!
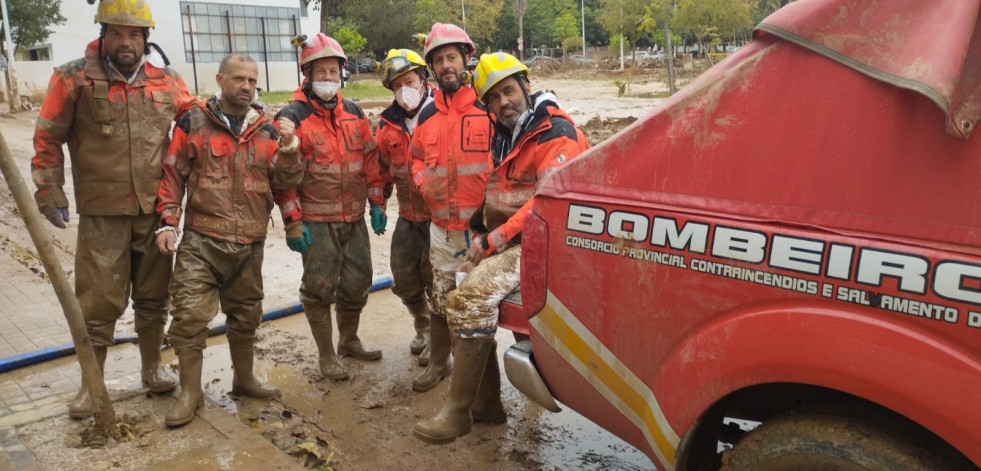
[521,208,549,317]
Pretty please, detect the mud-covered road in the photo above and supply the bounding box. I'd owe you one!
[1,72,665,470]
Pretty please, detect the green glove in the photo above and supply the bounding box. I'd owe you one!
[285,221,312,254]
[370,205,387,235]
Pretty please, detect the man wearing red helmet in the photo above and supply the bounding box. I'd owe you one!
[276,33,388,381]
[408,23,494,395]
[376,49,437,374]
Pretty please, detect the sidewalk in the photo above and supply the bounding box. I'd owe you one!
[0,251,70,359]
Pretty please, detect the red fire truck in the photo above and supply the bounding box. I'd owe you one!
[499,1,981,469]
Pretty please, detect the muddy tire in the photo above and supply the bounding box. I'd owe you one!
[719,408,974,471]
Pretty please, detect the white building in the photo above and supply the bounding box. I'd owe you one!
[7,0,319,96]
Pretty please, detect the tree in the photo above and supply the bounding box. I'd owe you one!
[676,0,754,59]
[410,0,504,54]
[332,26,367,57]
[334,0,417,59]
[1,0,66,109]
[553,11,579,55]
[596,0,647,55]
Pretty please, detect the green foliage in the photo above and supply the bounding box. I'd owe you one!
[334,27,367,56]
[334,0,417,59]
[561,36,583,52]
[676,0,755,42]
[408,0,504,53]
[552,12,579,45]
[597,0,647,42]
[0,0,67,53]
[608,33,631,55]
[613,78,629,97]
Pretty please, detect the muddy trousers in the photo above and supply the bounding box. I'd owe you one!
[390,218,433,356]
[300,221,380,361]
[69,214,175,418]
[446,245,521,339]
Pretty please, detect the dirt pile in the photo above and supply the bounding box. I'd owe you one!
[581,116,639,144]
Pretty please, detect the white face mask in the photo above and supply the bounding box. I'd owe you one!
[312,80,341,101]
[395,85,424,110]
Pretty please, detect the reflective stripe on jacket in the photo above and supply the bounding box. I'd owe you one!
[32,39,198,216]
[276,87,385,223]
[480,93,589,252]
[156,98,302,244]
[378,96,432,223]
[409,86,492,231]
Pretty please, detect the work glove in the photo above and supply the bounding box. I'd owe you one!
[43,207,71,229]
[369,205,387,235]
[285,221,312,254]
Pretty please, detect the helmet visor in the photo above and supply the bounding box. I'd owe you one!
[380,56,417,85]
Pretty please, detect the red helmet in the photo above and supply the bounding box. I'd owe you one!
[423,23,476,63]
[299,33,347,70]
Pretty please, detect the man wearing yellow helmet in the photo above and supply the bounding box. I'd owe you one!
[408,23,493,395]
[414,52,590,444]
[377,49,438,376]
[31,0,198,419]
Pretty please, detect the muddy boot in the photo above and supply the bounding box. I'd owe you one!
[165,348,204,427]
[138,327,177,393]
[407,301,430,355]
[418,342,431,367]
[471,344,506,424]
[412,314,451,392]
[229,341,280,399]
[309,320,349,380]
[68,346,108,419]
[413,338,494,444]
[336,311,382,361]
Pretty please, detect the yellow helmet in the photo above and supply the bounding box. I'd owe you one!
[94,0,154,28]
[473,52,529,102]
[379,49,429,90]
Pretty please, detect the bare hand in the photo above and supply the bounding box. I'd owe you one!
[465,242,488,267]
[156,231,177,255]
[456,260,475,274]
[278,118,296,146]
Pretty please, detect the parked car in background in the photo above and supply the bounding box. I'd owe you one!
[569,55,596,65]
[521,55,556,67]
[500,0,981,470]
[624,50,650,64]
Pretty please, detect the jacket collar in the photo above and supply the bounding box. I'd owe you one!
[433,86,479,114]
[203,96,268,140]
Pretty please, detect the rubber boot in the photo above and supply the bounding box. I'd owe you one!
[471,344,506,424]
[67,346,108,419]
[165,348,204,427]
[229,341,281,399]
[412,314,452,392]
[309,321,349,380]
[413,338,494,444]
[138,327,177,393]
[407,301,430,355]
[336,311,382,361]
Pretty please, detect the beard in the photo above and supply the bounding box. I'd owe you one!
[498,102,527,130]
[438,72,461,93]
[108,47,141,70]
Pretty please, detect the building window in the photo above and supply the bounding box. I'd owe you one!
[300,0,308,18]
[179,1,301,63]
[15,44,52,62]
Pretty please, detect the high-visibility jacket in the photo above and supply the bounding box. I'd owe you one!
[156,97,302,244]
[477,92,589,253]
[377,89,434,223]
[276,87,385,223]
[409,86,492,231]
[32,39,198,216]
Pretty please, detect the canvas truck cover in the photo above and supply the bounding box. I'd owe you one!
[539,0,981,253]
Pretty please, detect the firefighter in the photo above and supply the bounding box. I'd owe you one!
[30,0,198,419]
[414,52,589,444]
[408,23,493,393]
[377,49,437,370]
[155,53,302,427]
[276,34,388,381]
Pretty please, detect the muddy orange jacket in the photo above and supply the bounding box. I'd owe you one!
[156,98,302,244]
[377,90,433,223]
[477,92,589,253]
[275,87,385,223]
[32,39,198,216]
[409,86,493,231]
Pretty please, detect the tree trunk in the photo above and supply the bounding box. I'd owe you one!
[0,130,116,433]
[665,21,676,95]
[514,0,526,60]
[319,0,328,33]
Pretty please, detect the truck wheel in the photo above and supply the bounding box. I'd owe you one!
[719,408,972,471]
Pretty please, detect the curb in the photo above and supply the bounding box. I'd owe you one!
[0,276,393,374]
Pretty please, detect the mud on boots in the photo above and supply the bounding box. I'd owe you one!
[336,309,383,361]
[165,346,204,427]
[303,302,350,380]
[67,345,108,419]
[412,313,452,392]
[229,340,280,398]
[138,325,177,393]
[413,337,495,443]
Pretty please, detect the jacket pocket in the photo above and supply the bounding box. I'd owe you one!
[423,132,440,168]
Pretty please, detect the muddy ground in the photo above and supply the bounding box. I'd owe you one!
[1,65,674,470]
